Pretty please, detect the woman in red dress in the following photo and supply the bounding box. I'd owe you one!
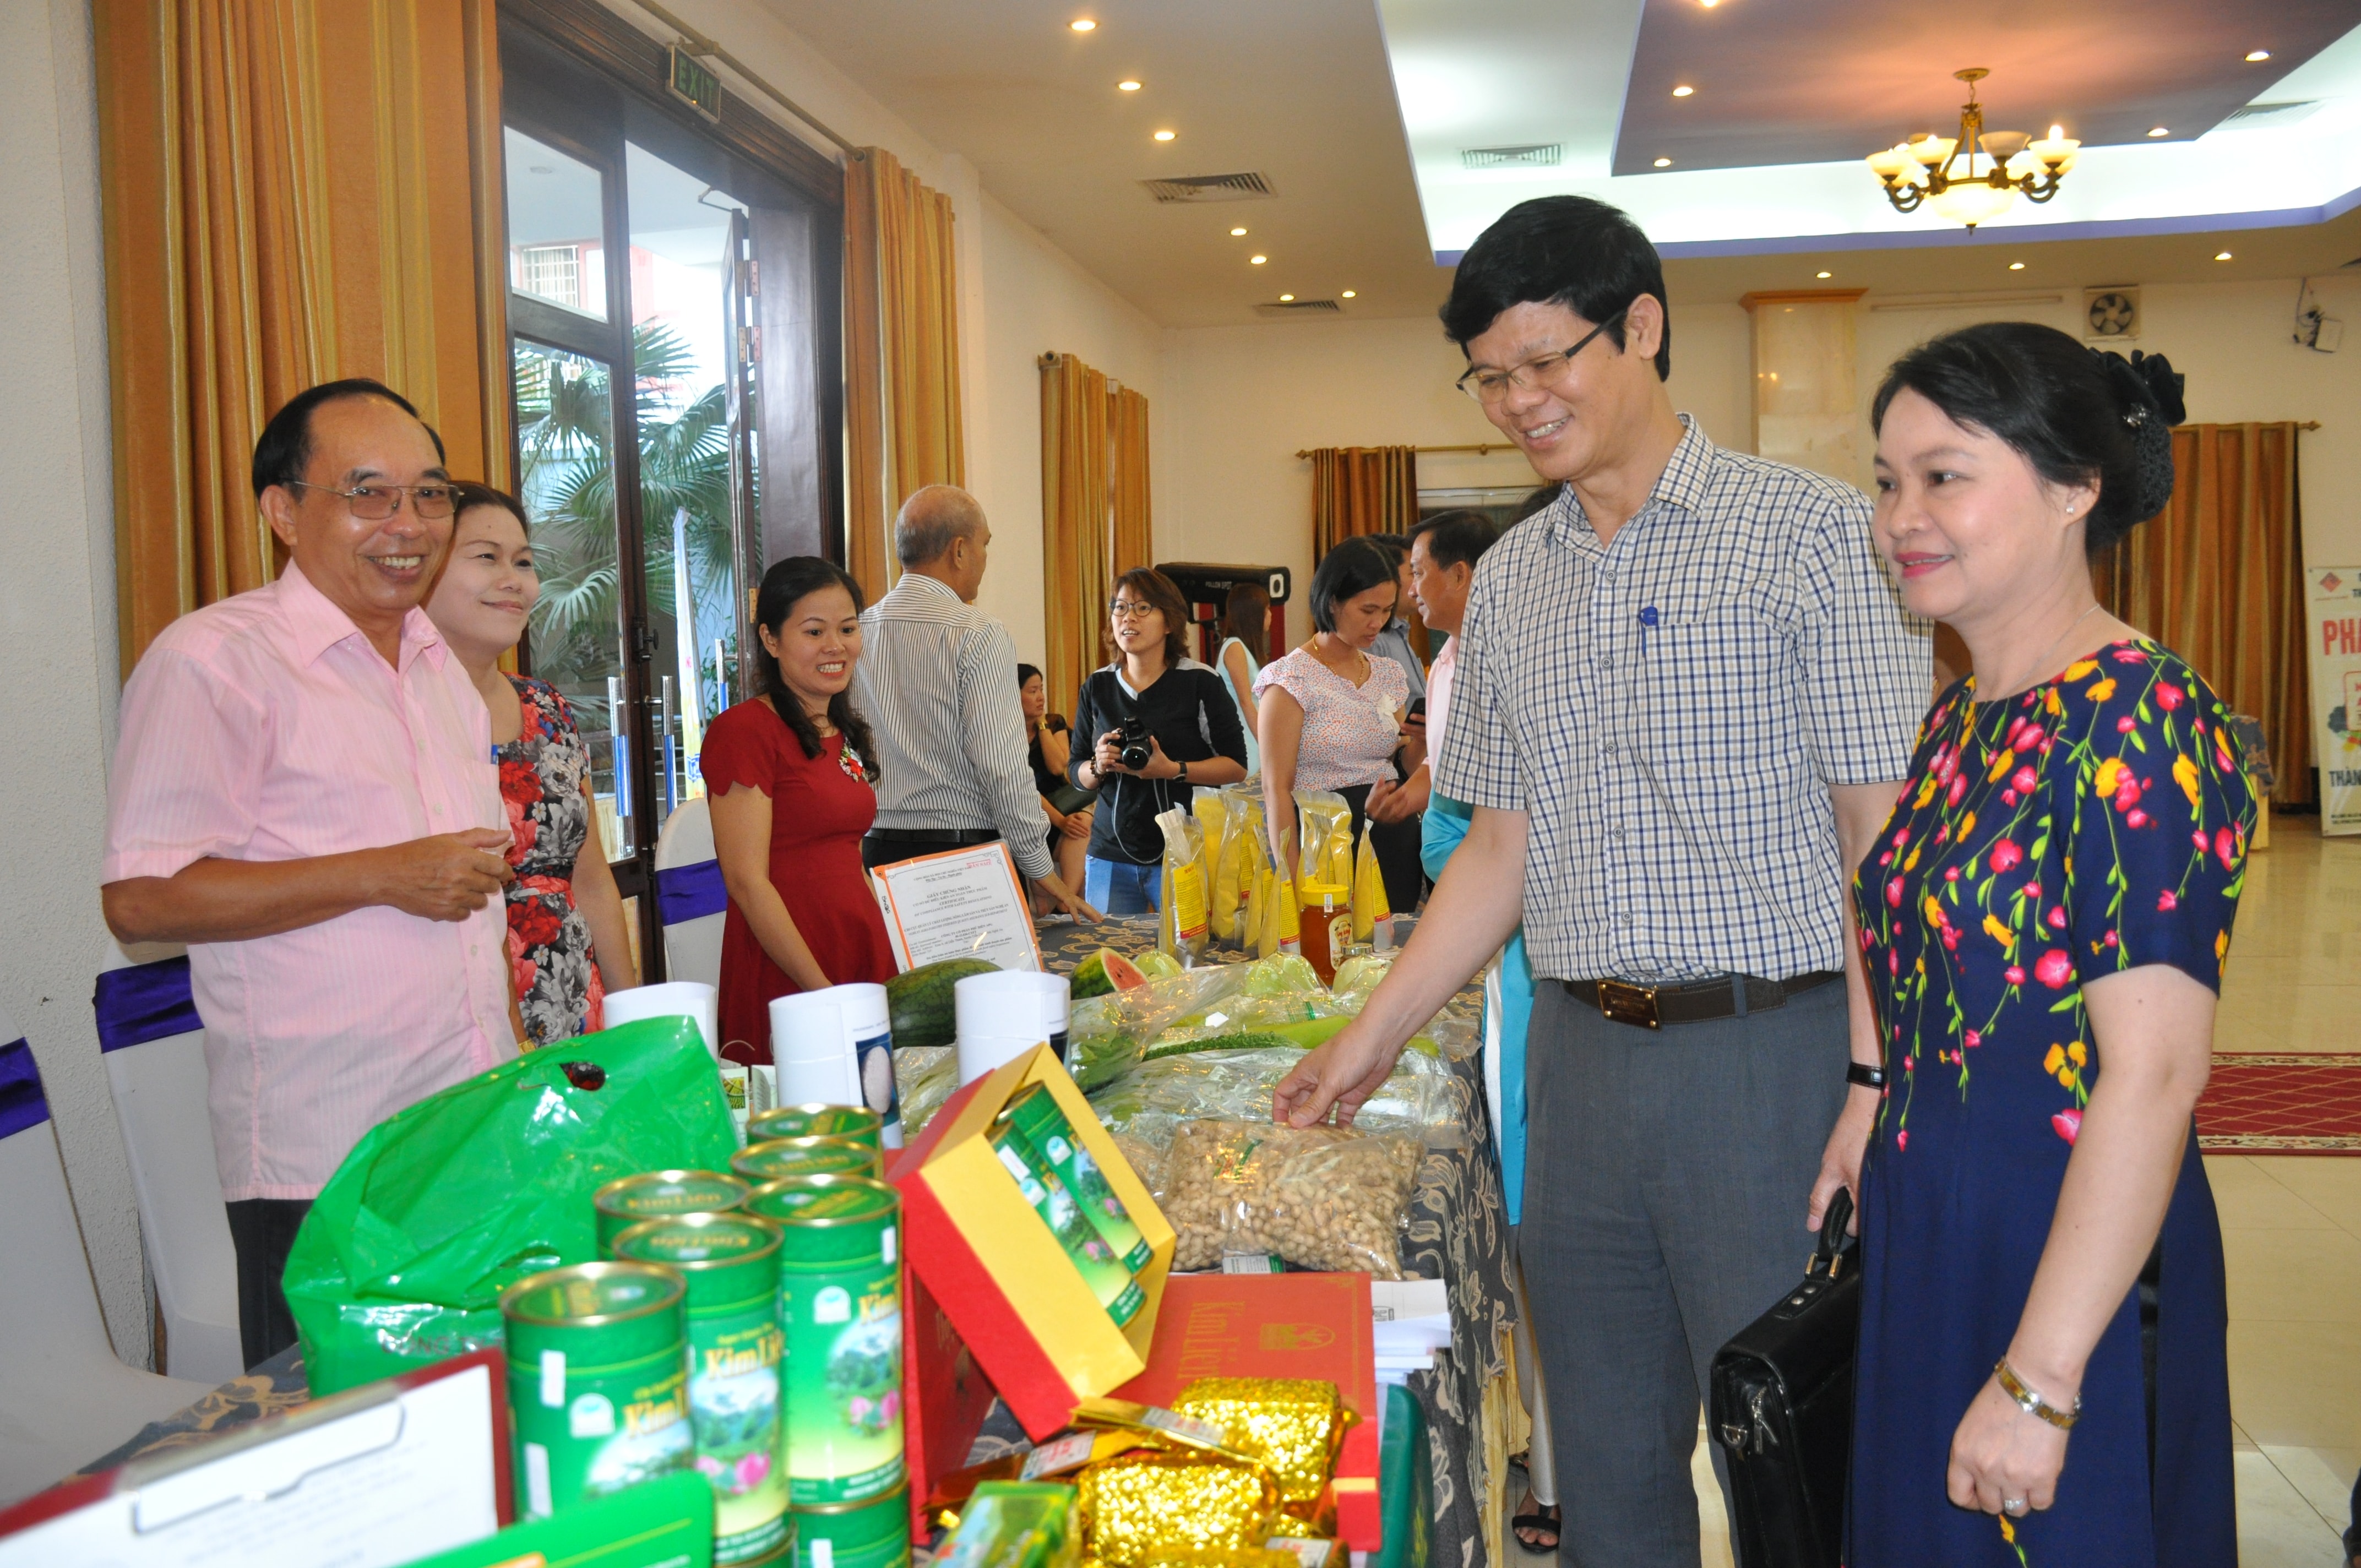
[701,557,898,1062]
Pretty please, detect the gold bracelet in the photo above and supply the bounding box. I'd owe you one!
[1994,1359,2081,1430]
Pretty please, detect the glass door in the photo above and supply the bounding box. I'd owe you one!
[499,17,838,981]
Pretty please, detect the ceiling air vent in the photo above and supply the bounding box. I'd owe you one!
[2222,101,2321,129]
[1461,143,1562,168]
[1140,171,1277,203]
[1254,299,1342,318]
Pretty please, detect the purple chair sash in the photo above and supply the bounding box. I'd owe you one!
[656,858,726,927]
[93,955,202,1053]
[0,1037,48,1139]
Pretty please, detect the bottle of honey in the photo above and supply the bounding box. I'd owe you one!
[1297,879,1353,986]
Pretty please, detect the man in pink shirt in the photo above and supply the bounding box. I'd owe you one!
[102,381,518,1369]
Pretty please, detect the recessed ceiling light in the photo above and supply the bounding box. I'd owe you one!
[1672,84,1695,97]
[2216,251,2234,260]
[1249,254,1267,265]
[1118,79,1141,91]
[2009,261,2026,270]
[2246,50,2271,62]
[2148,126,2169,137]
[1069,17,1096,30]
[1279,293,1294,302]
[1700,0,1719,8]
[1816,270,1831,279]
[1653,157,1673,167]
[1230,226,1247,236]
[1152,129,1174,141]
[1341,290,1356,298]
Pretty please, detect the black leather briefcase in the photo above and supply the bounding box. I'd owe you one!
[1708,1187,1860,1568]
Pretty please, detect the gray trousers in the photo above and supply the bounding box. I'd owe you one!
[1521,976,1851,1568]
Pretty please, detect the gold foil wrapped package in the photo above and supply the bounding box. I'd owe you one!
[1078,1451,1279,1568]
[1171,1378,1348,1506]
[1140,1550,1302,1567]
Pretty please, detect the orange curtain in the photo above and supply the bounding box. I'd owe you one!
[2099,423,2311,805]
[1309,445,1421,560]
[843,146,965,605]
[1111,384,1152,576]
[1040,353,1110,714]
[94,0,510,673]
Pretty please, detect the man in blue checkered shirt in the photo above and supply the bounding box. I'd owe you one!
[1277,196,1929,1564]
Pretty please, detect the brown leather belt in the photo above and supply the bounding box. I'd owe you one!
[1562,970,1842,1030]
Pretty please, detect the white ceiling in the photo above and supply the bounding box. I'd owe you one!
[759,0,2361,326]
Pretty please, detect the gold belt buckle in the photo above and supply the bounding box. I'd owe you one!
[1596,979,1661,1029]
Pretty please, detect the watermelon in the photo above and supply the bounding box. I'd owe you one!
[886,957,997,1051]
[1069,946,1149,1000]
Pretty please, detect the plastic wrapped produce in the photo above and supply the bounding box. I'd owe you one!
[1087,1042,1460,1161]
[1067,965,1250,1092]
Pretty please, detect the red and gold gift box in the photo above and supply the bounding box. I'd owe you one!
[891,1045,1177,1444]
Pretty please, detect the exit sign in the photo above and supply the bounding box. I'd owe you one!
[667,45,721,122]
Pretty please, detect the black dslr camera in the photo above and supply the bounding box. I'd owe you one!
[1112,714,1153,772]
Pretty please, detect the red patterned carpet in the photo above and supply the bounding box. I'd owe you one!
[2195,1054,2361,1156]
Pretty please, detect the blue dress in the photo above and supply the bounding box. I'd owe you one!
[1849,640,2254,1567]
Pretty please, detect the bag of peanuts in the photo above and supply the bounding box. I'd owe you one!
[1162,1118,1426,1278]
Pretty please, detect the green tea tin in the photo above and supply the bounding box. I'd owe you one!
[501,1261,695,1520]
[747,1174,905,1506]
[989,1121,1144,1327]
[791,1487,911,1568]
[732,1135,882,1185]
[749,1104,884,1152]
[614,1213,791,1565]
[1003,1085,1151,1272]
[595,1169,750,1256]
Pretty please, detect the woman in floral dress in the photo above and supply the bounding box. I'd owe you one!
[427,484,637,1045]
[1834,325,2251,1565]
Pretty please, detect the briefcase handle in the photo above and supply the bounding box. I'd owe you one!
[1809,1188,1856,1282]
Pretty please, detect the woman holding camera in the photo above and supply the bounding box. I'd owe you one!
[1069,568,1248,914]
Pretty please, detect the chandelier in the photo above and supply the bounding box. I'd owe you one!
[1866,68,2079,229]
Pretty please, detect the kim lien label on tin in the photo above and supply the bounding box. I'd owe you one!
[502,1263,695,1520]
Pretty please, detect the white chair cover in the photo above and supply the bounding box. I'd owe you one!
[91,939,243,1386]
[655,796,724,990]
[0,997,210,1505]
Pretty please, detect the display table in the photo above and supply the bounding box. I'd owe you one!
[1036,913,1521,1568]
[84,914,1527,1566]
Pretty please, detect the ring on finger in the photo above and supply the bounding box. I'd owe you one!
[2003,1497,2028,1516]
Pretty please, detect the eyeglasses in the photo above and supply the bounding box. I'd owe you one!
[1455,311,1628,404]
[287,480,459,520]
[1108,600,1160,622]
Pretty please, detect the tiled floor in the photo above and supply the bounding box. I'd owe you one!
[1516,815,2361,1565]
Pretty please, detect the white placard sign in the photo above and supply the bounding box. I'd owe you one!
[871,842,1043,973]
[2303,565,2361,836]
[0,1355,501,1567]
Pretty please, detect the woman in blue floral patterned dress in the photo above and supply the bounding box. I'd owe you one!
[1838,325,2251,1566]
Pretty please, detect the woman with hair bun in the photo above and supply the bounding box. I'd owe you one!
[1835,323,2252,1563]
[701,556,896,1062]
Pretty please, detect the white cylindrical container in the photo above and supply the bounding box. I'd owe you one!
[1028,971,1072,1068]
[955,971,1052,1086]
[769,990,856,1107]
[831,982,903,1150]
[600,980,719,1060]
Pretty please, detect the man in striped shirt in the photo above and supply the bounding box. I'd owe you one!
[852,486,1098,921]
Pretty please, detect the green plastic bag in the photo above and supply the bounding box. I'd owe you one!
[287,1017,738,1395]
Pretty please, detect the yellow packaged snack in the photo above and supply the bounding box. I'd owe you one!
[1171,1378,1351,1509]
[1157,807,1209,967]
[1293,791,1354,891]
[1209,790,1255,944]
[1078,1451,1280,1568]
[1192,787,1228,890]
[1351,818,1391,943]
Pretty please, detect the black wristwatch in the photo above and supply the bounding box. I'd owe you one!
[1176,759,1190,786]
[1847,1062,1889,1091]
